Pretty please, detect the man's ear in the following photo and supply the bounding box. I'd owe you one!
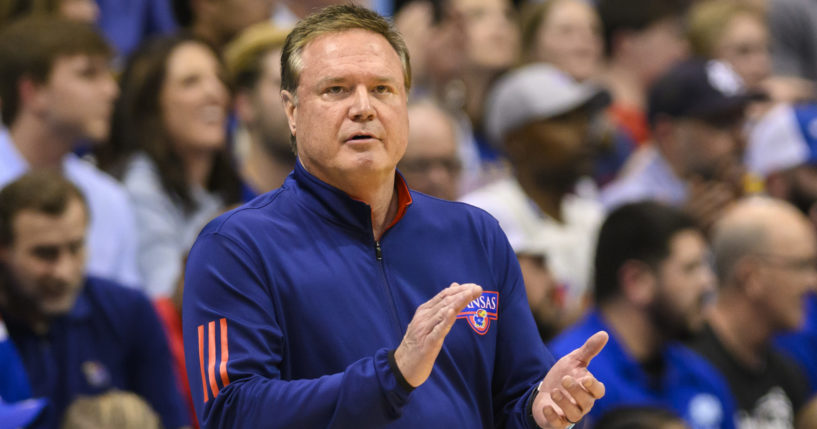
[734,255,764,299]
[18,76,46,115]
[619,259,657,307]
[281,89,297,138]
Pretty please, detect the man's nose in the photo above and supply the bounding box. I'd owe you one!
[349,86,375,121]
[50,251,78,283]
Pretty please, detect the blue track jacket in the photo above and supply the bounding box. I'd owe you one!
[183,161,555,428]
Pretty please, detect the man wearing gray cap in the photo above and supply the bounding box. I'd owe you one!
[461,63,610,337]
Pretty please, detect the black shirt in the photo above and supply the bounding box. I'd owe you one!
[690,323,811,428]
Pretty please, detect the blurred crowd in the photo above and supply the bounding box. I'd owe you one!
[0,0,815,428]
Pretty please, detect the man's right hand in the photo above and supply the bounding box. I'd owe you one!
[394,282,483,388]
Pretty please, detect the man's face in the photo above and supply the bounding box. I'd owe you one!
[649,229,715,341]
[248,48,292,157]
[509,107,598,190]
[673,116,746,183]
[0,198,87,318]
[38,54,118,143]
[399,104,461,200]
[754,217,817,331]
[283,29,409,189]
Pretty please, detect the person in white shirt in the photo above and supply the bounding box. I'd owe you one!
[0,16,140,288]
[461,63,610,338]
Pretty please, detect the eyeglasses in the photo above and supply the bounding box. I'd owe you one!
[754,253,817,273]
[399,157,463,175]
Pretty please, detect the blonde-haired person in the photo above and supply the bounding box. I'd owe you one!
[688,0,813,103]
[61,391,162,429]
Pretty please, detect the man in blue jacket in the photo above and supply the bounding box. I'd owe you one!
[549,201,738,428]
[0,171,189,429]
[182,4,607,428]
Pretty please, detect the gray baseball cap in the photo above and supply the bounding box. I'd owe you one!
[484,63,610,146]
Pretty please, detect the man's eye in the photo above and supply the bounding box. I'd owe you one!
[374,85,391,94]
[324,86,345,95]
[32,247,59,262]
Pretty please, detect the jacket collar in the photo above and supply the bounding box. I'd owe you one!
[290,159,413,238]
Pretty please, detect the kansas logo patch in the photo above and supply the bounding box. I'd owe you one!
[457,291,499,335]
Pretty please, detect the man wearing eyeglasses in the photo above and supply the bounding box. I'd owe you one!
[398,99,462,201]
[691,197,817,428]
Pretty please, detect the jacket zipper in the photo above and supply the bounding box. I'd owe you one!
[374,239,403,336]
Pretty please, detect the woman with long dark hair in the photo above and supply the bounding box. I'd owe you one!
[101,34,240,299]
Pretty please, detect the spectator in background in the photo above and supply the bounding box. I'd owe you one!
[0,315,46,428]
[744,102,817,394]
[601,59,757,232]
[597,0,689,146]
[462,63,610,338]
[549,201,737,429]
[398,99,463,200]
[224,22,295,200]
[429,0,519,182]
[692,197,817,428]
[746,103,817,224]
[189,0,275,52]
[0,171,189,429]
[518,0,631,187]
[519,0,603,83]
[0,17,140,288]
[688,1,771,91]
[688,0,814,105]
[394,0,485,193]
[100,34,241,299]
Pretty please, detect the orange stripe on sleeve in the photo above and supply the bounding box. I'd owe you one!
[219,318,230,388]
[208,321,220,398]
[198,324,208,403]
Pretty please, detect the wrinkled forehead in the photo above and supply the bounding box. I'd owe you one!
[296,29,408,89]
[9,204,88,246]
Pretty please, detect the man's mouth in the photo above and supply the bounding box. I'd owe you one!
[347,133,376,141]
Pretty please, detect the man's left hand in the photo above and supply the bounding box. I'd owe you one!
[532,331,608,428]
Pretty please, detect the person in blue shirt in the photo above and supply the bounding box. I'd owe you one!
[0,315,46,428]
[183,5,609,429]
[0,171,190,429]
[549,201,738,429]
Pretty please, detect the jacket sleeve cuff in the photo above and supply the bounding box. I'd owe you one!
[387,349,416,393]
[526,382,541,428]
